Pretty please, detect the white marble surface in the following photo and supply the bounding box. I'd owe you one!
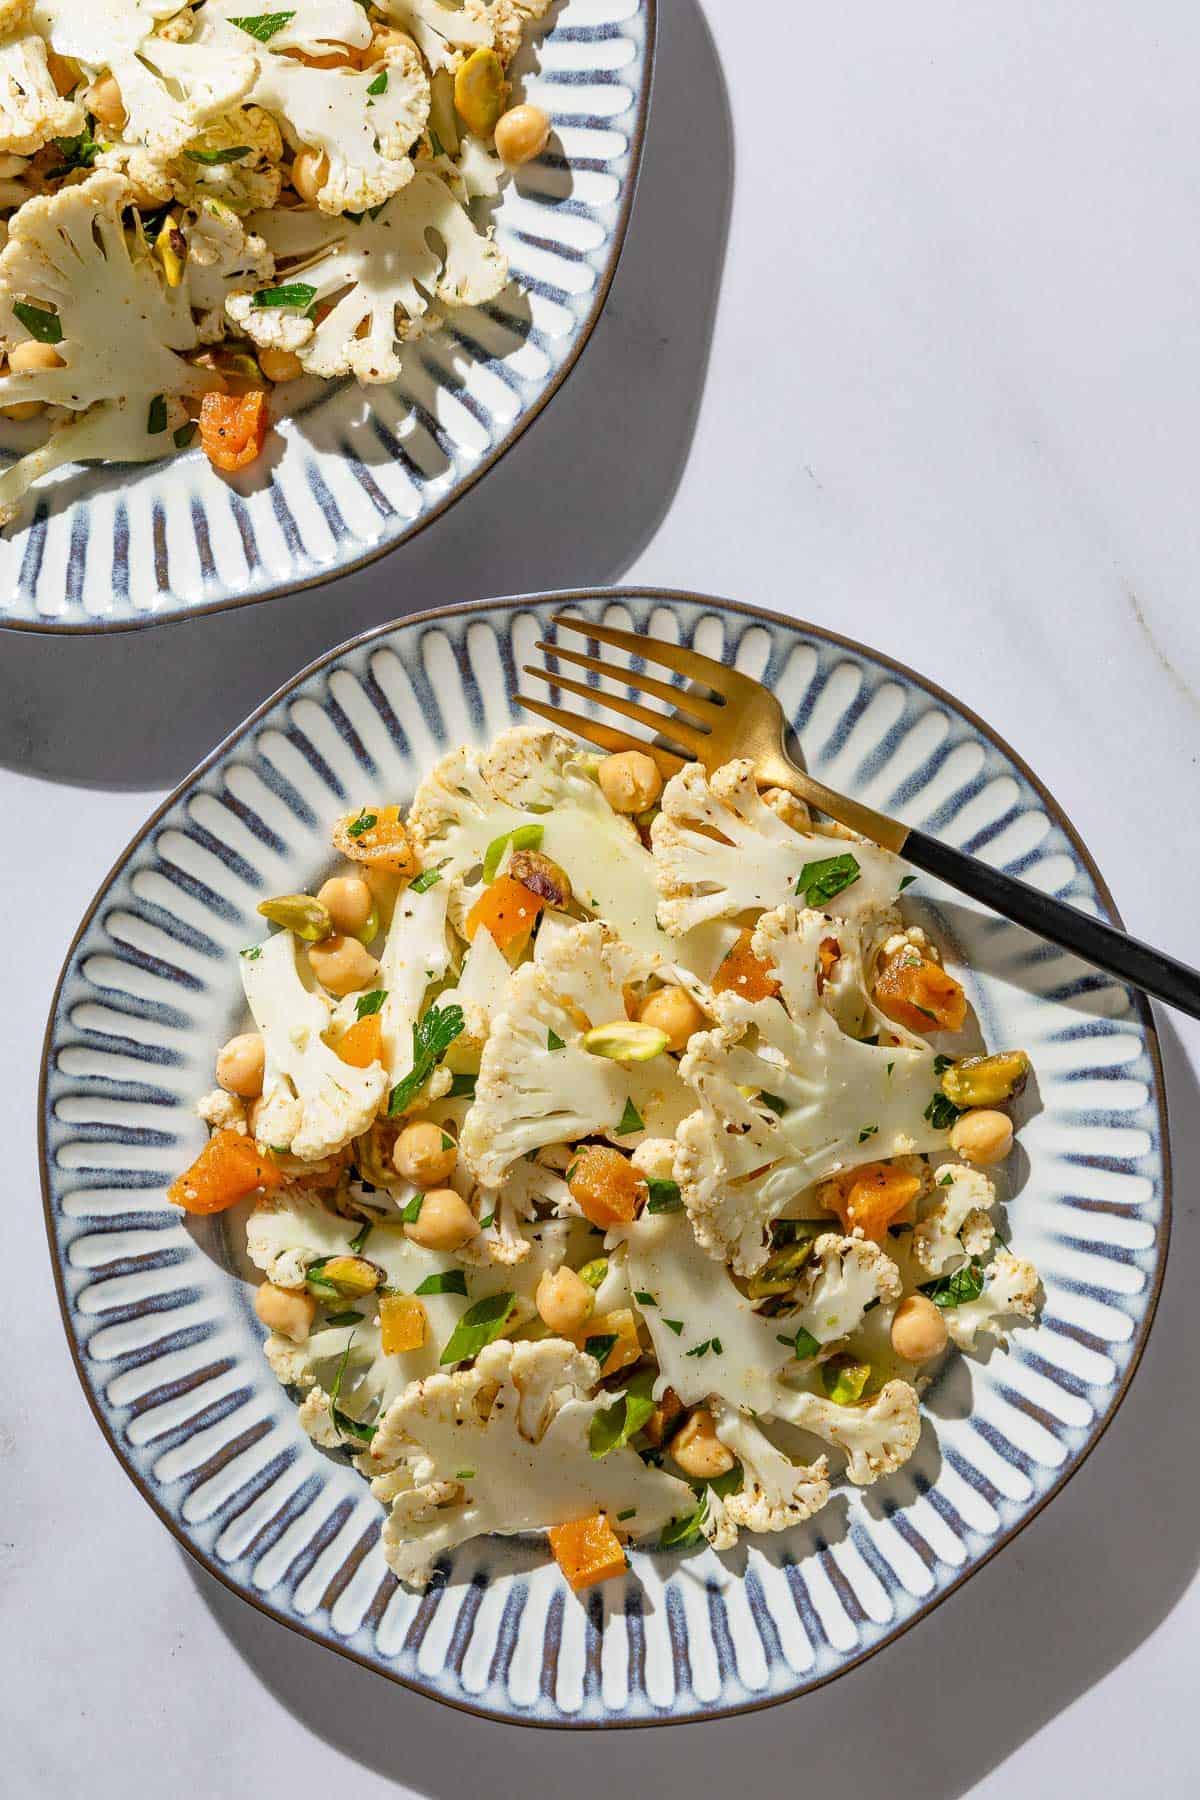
[3,1,1199,1792]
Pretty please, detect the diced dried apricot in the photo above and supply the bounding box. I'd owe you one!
[379,1292,427,1354]
[168,1129,282,1215]
[567,1145,646,1227]
[199,388,269,473]
[465,873,548,950]
[333,805,415,876]
[821,1162,922,1241]
[816,935,841,991]
[712,927,780,1001]
[874,952,966,1033]
[573,1308,641,1378]
[335,1013,383,1068]
[548,1513,627,1592]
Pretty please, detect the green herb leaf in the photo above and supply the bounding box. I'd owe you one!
[660,1501,706,1550]
[252,283,316,308]
[414,1270,468,1297]
[346,809,377,837]
[240,945,262,960]
[173,421,198,450]
[706,1460,744,1500]
[230,12,297,42]
[646,1177,682,1213]
[759,1091,788,1117]
[410,867,441,892]
[482,822,544,882]
[547,1028,565,1051]
[663,1318,684,1336]
[324,1309,364,1327]
[588,1368,656,1458]
[795,852,861,908]
[51,125,101,173]
[776,1324,821,1359]
[577,1257,608,1289]
[147,394,168,435]
[328,1331,377,1444]
[455,1467,475,1481]
[615,1096,644,1136]
[367,70,388,96]
[448,1072,477,1099]
[440,1291,516,1365]
[583,1333,618,1368]
[388,1004,466,1114]
[937,1171,954,1186]
[616,1506,637,1521]
[933,1054,954,1075]
[478,1209,496,1230]
[919,1259,985,1310]
[858,1123,878,1143]
[898,874,917,891]
[400,1193,424,1224]
[633,1290,656,1306]
[347,1221,372,1254]
[355,988,386,1019]
[13,301,62,345]
[185,144,252,164]
[924,1092,964,1131]
[685,1337,722,1358]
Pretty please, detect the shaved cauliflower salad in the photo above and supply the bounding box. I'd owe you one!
[171,727,1042,1593]
[0,0,552,521]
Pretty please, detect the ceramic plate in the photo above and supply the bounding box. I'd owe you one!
[1,4,653,633]
[41,589,1170,1725]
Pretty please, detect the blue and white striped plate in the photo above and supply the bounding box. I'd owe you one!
[1,3,653,633]
[41,590,1169,1725]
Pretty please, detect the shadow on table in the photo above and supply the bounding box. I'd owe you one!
[189,1013,1196,1795]
[0,0,732,794]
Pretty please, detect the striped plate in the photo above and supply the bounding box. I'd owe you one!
[0,3,653,633]
[41,590,1170,1725]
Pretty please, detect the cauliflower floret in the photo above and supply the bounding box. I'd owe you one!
[944,1251,1040,1351]
[0,172,214,413]
[226,165,504,382]
[376,0,492,71]
[372,872,453,1090]
[196,1087,247,1134]
[0,30,84,154]
[369,1339,694,1585]
[912,1163,997,1276]
[703,1403,830,1547]
[473,0,553,65]
[101,106,285,216]
[206,0,372,57]
[182,199,274,342]
[675,906,946,1274]
[240,929,387,1162]
[460,922,699,1185]
[789,1232,904,1345]
[778,1379,921,1486]
[111,33,259,161]
[0,393,192,528]
[652,761,907,937]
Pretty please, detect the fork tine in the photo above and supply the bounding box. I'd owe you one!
[514,694,686,777]
[551,613,754,697]
[534,640,724,724]
[522,664,708,756]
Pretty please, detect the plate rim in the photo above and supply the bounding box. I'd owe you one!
[39,584,1173,1726]
[1,6,658,639]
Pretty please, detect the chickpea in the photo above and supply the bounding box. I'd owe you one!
[254,1281,316,1344]
[307,933,380,997]
[9,340,65,374]
[216,1031,266,1099]
[371,25,419,56]
[258,346,304,384]
[598,749,663,815]
[317,873,375,938]
[290,146,330,205]
[535,1265,594,1335]
[88,71,127,131]
[949,1108,1014,1167]
[494,103,551,167]
[638,984,706,1054]
[890,1293,950,1362]
[1,400,42,421]
[393,1119,458,1188]
[670,1408,735,1481]
[403,1186,479,1253]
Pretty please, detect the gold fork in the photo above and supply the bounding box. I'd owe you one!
[518,613,1200,1018]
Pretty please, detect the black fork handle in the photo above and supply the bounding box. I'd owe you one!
[902,828,1200,1021]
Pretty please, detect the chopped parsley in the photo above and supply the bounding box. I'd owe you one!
[933,1054,955,1075]
[898,874,918,891]
[684,1337,723,1358]
[347,1221,372,1254]
[646,1178,683,1213]
[328,1332,377,1445]
[440,1291,516,1365]
[582,1333,618,1368]
[346,809,378,837]
[588,1368,655,1459]
[795,852,861,908]
[387,1003,466,1114]
[919,1260,985,1310]
[230,12,297,42]
[759,1091,788,1117]
[367,70,388,96]
[355,988,386,1019]
[858,1124,878,1143]
[410,867,442,892]
[633,1290,657,1306]
[13,302,62,345]
[615,1096,644,1136]
[414,1270,469,1297]
[924,1092,964,1131]
[663,1318,684,1336]
[400,1192,424,1224]
[252,281,318,310]
[776,1324,820,1360]
[547,1028,566,1051]
[173,421,198,450]
[448,1072,477,1099]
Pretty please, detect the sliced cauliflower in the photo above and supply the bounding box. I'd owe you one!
[182,200,274,343]
[944,1251,1040,1351]
[373,873,453,1090]
[441,922,511,1044]
[370,1339,694,1585]
[407,727,685,962]
[32,0,182,62]
[0,29,84,154]
[377,0,492,71]
[789,1232,904,1344]
[675,906,946,1273]
[112,33,259,162]
[703,1403,830,1548]
[206,0,372,57]
[777,1379,921,1486]
[0,392,191,528]
[226,166,504,381]
[460,921,699,1185]
[241,929,388,1162]
[652,760,907,937]
[912,1163,997,1276]
[0,172,215,413]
